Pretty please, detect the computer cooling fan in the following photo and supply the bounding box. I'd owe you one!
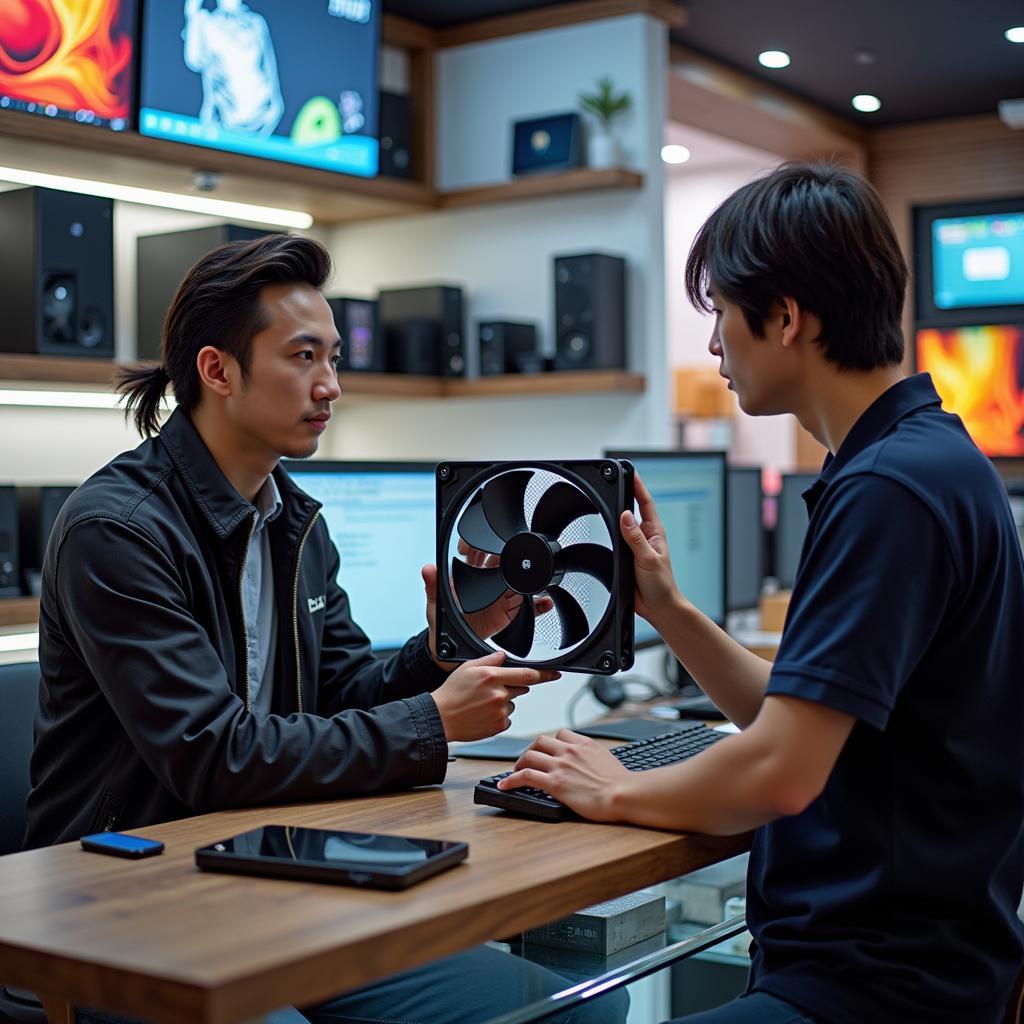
[435,460,634,674]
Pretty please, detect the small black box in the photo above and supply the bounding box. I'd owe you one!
[0,487,20,597]
[478,321,538,376]
[379,91,412,180]
[137,225,270,361]
[328,297,382,373]
[378,285,466,376]
[17,485,75,596]
[512,112,582,176]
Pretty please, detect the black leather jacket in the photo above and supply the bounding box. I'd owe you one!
[24,410,449,849]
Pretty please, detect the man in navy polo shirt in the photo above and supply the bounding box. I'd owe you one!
[500,162,1024,1023]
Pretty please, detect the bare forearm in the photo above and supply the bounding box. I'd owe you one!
[610,732,790,835]
[648,595,771,727]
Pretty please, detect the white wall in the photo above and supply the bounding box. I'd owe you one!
[663,128,799,471]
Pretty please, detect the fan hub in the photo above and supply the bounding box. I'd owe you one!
[501,533,563,594]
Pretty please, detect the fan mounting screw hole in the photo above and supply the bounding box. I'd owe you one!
[601,463,617,481]
[437,465,450,481]
[438,641,453,658]
[598,652,615,671]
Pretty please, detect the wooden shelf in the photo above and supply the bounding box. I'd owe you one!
[0,597,39,629]
[0,354,125,387]
[439,168,644,209]
[0,358,644,398]
[443,369,645,396]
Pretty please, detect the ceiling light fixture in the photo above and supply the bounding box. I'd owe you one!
[1005,26,1024,43]
[758,50,791,69]
[0,389,176,411]
[661,145,691,165]
[851,94,882,113]
[0,166,313,229]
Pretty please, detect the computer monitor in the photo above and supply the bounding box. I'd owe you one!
[139,0,380,177]
[774,473,818,591]
[915,323,1024,457]
[913,198,1024,326]
[605,450,727,648]
[727,467,764,612]
[282,461,436,652]
[0,0,136,131]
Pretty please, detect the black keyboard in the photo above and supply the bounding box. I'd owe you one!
[474,722,726,821]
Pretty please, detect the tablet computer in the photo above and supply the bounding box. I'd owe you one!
[195,826,468,890]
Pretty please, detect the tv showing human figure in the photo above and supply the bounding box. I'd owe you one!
[139,0,379,177]
[183,0,283,137]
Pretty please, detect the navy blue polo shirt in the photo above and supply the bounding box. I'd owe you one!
[746,374,1024,1024]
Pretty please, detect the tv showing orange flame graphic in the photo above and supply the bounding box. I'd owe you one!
[917,324,1024,457]
[0,0,135,126]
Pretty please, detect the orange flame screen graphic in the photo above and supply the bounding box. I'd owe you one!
[0,0,131,120]
[917,325,1024,457]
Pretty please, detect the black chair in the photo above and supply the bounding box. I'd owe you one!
[0,661,49,1023]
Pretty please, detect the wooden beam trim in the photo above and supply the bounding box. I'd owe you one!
[669,43,868,148]
[381,14,439,51]
[438,0,684,49]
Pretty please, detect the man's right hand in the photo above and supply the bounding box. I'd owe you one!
[431,651,560,741]
[619,471,682,622]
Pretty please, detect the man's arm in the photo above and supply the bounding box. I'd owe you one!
[57,517,448,812]
[501,695,855,834]
[621,474,771,726]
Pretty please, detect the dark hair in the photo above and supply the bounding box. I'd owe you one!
[684,161,907,370]
[118,233,333,437]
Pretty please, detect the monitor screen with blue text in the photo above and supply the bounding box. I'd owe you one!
[283,461,436,652]
[606,451,727,647]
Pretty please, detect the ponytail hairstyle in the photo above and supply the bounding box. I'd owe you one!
[117,233,333,437]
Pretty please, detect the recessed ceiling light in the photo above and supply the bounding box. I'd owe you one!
[1006,26,1024,43]
[661,145,691,165]
[758,50,791,69]
[851,94,882,113]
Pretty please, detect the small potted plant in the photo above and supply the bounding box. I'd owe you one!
[578,76,633,169]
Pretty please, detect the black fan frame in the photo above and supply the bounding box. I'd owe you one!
[434,459,635,675]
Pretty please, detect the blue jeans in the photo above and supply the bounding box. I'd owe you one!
[77,943,629,1024]
[669,991,818,1023]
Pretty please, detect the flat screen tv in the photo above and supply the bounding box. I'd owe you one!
[139,0,380,177]
[916,323,1024,458]
[913,198,1024,326]
[0,0,136,130]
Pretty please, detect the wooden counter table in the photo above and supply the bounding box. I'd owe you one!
[0,756,750,1024]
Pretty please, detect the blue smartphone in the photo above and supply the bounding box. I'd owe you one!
[80,832,165,859]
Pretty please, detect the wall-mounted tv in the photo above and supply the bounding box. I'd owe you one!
[139,0,380,177]
[0,0,136,130]
[916,323,1024,457]
[913,198,1024,326]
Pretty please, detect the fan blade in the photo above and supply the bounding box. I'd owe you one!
[530,481,597,539]
[492,597,535,658]
[559,543,614,590]
[549,586,590,649]
[451,558,508,614]
[457,491,505,555]
[481,470,531,541]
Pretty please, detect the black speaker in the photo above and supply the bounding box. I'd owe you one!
[0,188,114,359]
[379,91,412,180]
[478,321,538,375]
[553,253,627,371]
[328,297,382,373]
[378,285,466,376]
[0,487,19,597]
[17,485,75,596]
[136,225,270,361]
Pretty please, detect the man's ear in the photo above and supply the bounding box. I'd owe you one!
[195,346,235,398]
[778,296,802,348]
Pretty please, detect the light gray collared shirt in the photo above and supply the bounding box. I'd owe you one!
[241,474,283,712]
